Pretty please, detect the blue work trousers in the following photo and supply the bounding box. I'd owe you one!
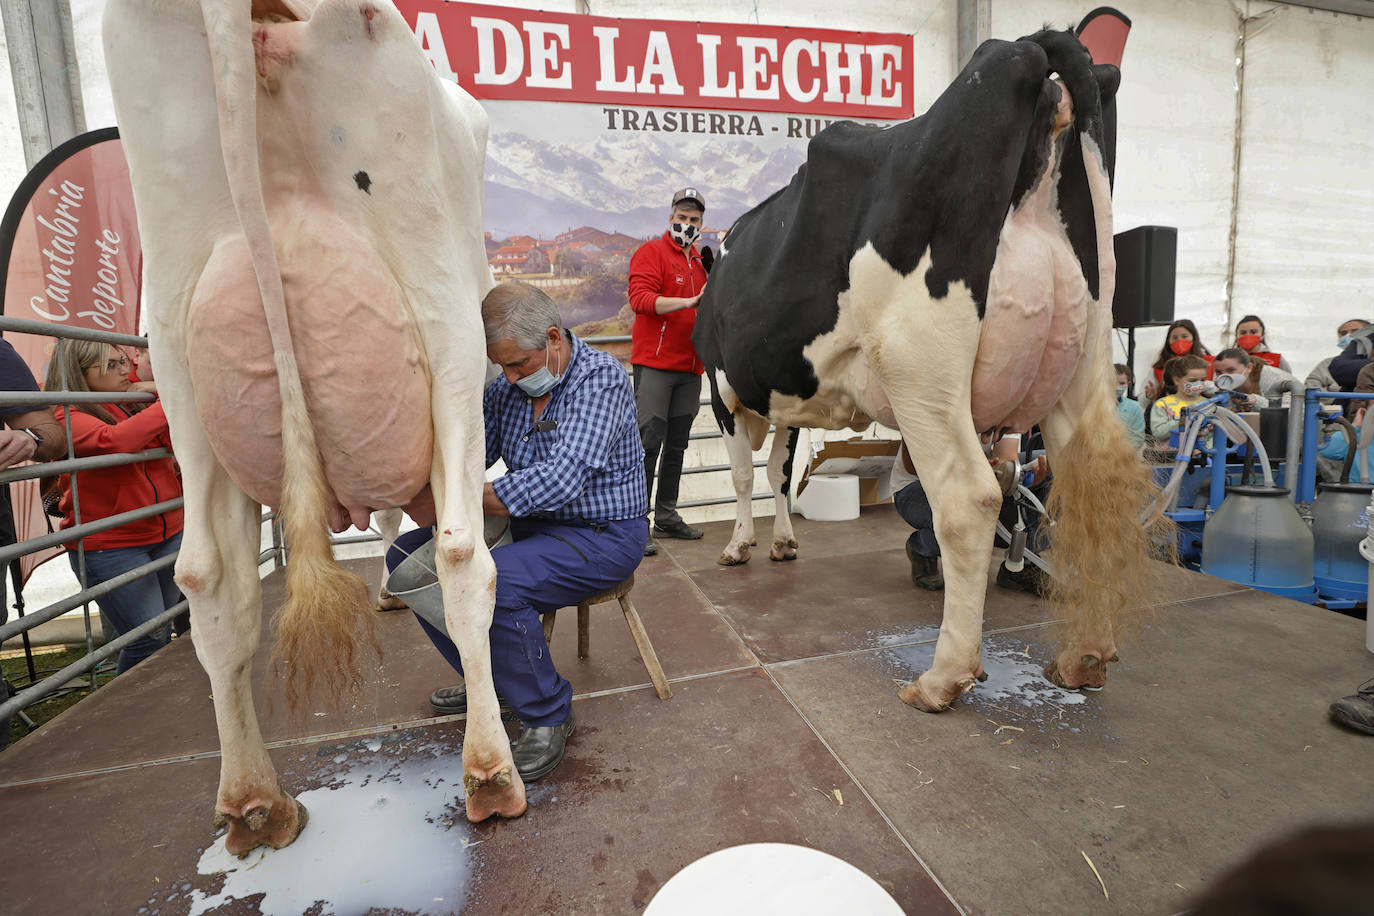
[71,532,182,674]
[388,516,647,727]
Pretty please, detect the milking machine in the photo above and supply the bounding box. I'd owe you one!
[1297,390,1374,609]
[1151,385,1374,613]
[1151,388,1316,601]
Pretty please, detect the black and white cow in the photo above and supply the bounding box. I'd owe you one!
[693,28,1158,711]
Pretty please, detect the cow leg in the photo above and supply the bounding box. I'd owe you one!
[844,249,1000,712]
[373,508,407,610]
[894,422,1001,711]
[430,420,525,822]
[717,412,765,566]
[168,414,300,855]
[768,426,800,561]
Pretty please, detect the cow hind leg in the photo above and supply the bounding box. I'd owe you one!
[177,448,303,856]
[847,247,998,712]
[768,426,801,561]
[373,508,408,610]
[430,418,525,822]
[718,411,767,565]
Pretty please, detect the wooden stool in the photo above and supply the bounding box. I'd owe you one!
[541,575,672,699]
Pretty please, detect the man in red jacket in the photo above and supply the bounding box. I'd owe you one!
[627,187,709,556]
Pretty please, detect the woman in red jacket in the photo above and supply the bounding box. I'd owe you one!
[43,340,184,674]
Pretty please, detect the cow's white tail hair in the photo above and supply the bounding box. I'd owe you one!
[200,0,375,703]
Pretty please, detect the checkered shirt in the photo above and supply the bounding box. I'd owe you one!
[486,332,647,522]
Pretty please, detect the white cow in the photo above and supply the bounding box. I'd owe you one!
[103,0,523,855]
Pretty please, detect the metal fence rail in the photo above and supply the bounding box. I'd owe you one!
[0,317,180,732]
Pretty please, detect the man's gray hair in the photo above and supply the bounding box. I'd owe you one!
[481,281,565,349]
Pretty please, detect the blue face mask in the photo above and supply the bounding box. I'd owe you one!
[1338,334,1355,349]
[514,342,562,397]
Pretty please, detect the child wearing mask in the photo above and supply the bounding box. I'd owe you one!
[1144,319,1212,401]
[1114,363,1145,450]
[1150,355,1210,444]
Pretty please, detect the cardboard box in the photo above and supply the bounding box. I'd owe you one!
[797,437,901,506]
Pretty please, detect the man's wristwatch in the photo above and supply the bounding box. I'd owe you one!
[21,427,43,450]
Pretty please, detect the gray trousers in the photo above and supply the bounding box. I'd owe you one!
[633,365,702,527]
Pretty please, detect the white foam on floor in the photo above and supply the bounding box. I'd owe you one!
[976,638,1088,709]
[879,632,1089,725]
[184,748,474,916]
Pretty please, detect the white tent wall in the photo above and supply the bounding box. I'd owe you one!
[1228,4,1374,382]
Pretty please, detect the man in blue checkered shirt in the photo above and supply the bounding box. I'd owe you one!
[387,281,647,783]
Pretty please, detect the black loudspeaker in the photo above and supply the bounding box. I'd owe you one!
[1112,225,1177,328]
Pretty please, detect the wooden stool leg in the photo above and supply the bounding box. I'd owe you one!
[618,595,672,699]
[577,602,590,659]
[542,607,557,646]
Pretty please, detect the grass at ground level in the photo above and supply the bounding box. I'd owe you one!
[2,646,116,748]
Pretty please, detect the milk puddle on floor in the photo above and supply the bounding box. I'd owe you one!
[878,630,1093,730]
[142,737,477,916]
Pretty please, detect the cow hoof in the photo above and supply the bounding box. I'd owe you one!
[717,546,751,566]
[463,766,527,822]
[769,537,799,561]
[217,795,309,858]
[1044,651,1117,690]
[899,673,979,713]
[375,589,408,612]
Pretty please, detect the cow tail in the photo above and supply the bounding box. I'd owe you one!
[275,374,376,705]
[1042,391,1174,657]
[199,0,375,705]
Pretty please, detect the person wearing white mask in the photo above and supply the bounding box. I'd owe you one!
[1113,363,1145,450]
[1213,348,1299,409]
[627,187,711,556]
[1306,318,1370,395]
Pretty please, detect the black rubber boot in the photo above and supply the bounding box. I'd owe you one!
[907,544,943,591]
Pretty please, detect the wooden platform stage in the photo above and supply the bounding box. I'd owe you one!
[2,505,1371,914]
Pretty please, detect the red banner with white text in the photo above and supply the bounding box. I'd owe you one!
[0,128,142,583]
[395,3,914,360]
[400,2,914,119]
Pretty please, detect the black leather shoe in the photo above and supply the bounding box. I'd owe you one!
[907,544,943,591]
[1330,679,1374,735]
[512,713,576,782]
[428,684,512,717]
[644,538,658,557]
[996,561,1051,597]
[653,519,703,540]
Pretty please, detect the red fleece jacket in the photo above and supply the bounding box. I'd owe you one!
[53,401,183,550]
[627,232,708,374]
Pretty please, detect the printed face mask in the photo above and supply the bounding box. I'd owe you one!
[515,343,562,397]
[1237,333,1262,351]
[1169,338,1193,355]
[1216,372,1249,391]
[1181,380,1207,396]
[669,221,700,247]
